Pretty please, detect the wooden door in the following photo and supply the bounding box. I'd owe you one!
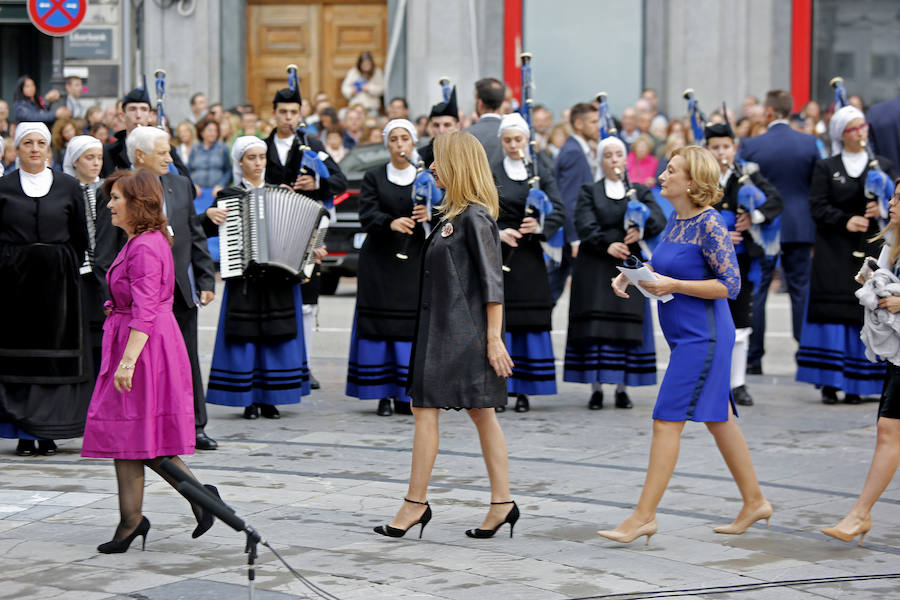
[246,4,320,117]
[246,1,387,114]
[321,3,388,109]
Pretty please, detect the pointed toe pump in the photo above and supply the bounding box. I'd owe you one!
[97,516,151,554]
[374,498,432,539]
[465,500,520,539]
[596,519,658,547]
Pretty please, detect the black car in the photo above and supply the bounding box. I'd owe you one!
[319,139,431,295]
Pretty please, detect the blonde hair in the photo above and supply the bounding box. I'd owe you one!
[872,178,900,268]
[671,145,723,207]
[433,131,499,220]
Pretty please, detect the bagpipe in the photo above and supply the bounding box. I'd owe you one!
[439,76,453,104]
[395,151,440,260]
[597,92,652,259]
[683,88,707,144]
[831,76,893,258]
[154,69,168,130]
[502,52,562,271]
[286,64,331,195]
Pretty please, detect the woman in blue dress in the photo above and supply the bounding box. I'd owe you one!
[491,113,565,413]
[600,146,771,545]
[346,119,430,416]
[203,136,311,419]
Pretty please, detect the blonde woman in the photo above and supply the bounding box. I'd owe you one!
[603,146,771,545]
[374,131,517,540]
[173,121,196,167]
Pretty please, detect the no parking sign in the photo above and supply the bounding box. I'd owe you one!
[28,0,86,37]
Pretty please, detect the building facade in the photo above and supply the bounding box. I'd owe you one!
[0,0,896,124]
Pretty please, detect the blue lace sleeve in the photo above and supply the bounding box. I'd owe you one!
[699,210,740,299]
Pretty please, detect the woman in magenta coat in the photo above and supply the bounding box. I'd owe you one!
[81,169,219,554]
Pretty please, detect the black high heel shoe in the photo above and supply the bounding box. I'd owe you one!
[98,516,150,554]
[191,485,220,538]
[465,500,519,538]
[373,497,432,538]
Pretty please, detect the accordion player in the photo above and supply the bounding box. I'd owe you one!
[218,185,330,281]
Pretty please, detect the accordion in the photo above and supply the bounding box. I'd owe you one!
[218,185,330,280]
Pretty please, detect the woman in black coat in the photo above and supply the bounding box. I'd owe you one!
[491,113,565,413]
[346,119,432,416]
[374,131,518,540]
[564,135,665,410]
[0,123,92,456]
[796,106,896,404]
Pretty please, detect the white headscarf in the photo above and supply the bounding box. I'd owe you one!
[381,119,418,147]
[497,112,529,138]
[829,105,866,155]
[597,136,627,158]
[230,135,267,185]
[14,122,51,148]
[62,135,102,178]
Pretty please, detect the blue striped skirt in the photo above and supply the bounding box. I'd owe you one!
[563,303,657,387]
[506,330,557,396]
[206,283,310,407]
[796,320,884,395]
[346,315,412,403]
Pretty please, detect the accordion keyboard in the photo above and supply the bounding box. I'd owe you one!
[218,195,247,278]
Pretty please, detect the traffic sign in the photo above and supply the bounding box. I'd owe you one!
[28,0,86,37]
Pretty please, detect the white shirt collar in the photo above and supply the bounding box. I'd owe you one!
[479,113,502,121]
[841,150,868,178]
[603,177,625,200]
[718,166,735,188]
[273,135,293,166]
[386,162,416,186]
[503,156,528,182]
[572,134,592,156]
[241,178,265,189]
[767,119,789,129]
[19,167,53,198]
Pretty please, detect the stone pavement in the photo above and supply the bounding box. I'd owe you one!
[1,280,898,600]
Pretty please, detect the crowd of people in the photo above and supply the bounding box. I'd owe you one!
[1,56,900,552]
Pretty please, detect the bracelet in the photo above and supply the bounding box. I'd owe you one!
[119,363,135,370]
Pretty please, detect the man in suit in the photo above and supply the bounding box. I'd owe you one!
[548,102,599,305]
[127,125,218,450]
[464,78,506,162]
[101,87,191,180]
[739,90,820,373]
[265,86,348,392]
[867,83,900,170]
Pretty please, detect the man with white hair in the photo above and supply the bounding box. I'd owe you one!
[123,126,218,450]
[101,87,190,179]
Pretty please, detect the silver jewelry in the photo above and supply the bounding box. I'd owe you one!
[119,363,135,370]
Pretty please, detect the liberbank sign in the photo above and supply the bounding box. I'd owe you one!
[64,27,113,59]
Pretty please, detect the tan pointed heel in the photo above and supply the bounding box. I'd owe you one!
[714,500,773,535]
[822,515,872,547]
[597,519,658,547]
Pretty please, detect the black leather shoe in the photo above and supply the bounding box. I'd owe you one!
[259,404,280,419]
[821,386,839,405]
[15,440,36,456]
[377,398,393,416]
[746,364,763,375]
[243,404,259,419]
[195,432,218,450]
[732,385,754,406]
[393,399,413,415]
[614,391,633,409]
[309,373,321,390]
[495,405,507,413]
[514,394,530,412]
[588,390,603,410]
[843,393,863,405]
[37,440,58,455]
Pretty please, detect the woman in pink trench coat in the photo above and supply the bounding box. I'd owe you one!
[81,169,219,553]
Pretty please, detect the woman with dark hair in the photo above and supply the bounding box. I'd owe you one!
[51,118,78,170]
[12,75,61,124]
[341,51,384,114]
[81,169,219,553]
[0,122,92,457]
[188,116,231,195]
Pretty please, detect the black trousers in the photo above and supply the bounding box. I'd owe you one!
[173,295,207,432]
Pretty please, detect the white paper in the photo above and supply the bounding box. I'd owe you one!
[616,265,674,303]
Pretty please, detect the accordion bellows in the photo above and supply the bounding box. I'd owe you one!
[218,185,329,280]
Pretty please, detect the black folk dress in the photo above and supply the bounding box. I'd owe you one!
[563,179,665,387]
[492,154,564,396]
[347,163,429,403]
[0,169,93,439]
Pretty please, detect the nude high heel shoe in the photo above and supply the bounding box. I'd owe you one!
[597,519,658,547]
[714,500,773,534]
[822,515,872,547]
